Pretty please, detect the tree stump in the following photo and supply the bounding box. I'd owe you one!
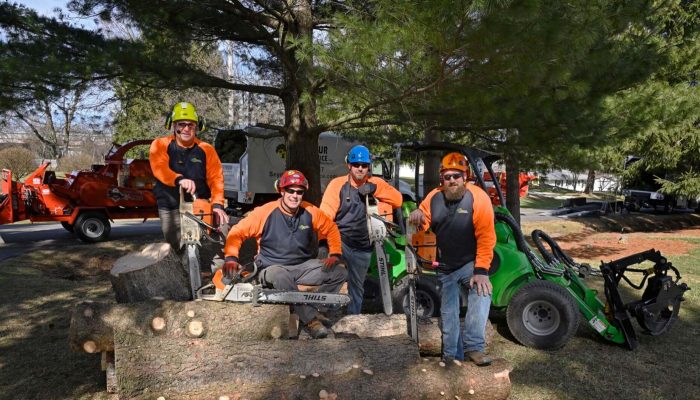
[109,243,191,303]
[114,333,512,400]
[331,314,495,356]
[68,300,289,354]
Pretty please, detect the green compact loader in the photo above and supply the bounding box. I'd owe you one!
[364,141,690,350]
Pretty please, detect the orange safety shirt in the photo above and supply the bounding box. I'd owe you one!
[149,135,225,210]
[418,183,496,274]
[320,175,402,249]
[224,199,342,267]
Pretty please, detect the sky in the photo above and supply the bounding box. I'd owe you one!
[19,0,97,28]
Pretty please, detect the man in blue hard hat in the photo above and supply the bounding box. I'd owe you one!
[320,145,402,314]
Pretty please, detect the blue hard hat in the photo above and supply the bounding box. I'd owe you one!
[347,145,371,164]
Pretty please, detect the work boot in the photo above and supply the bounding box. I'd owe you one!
[466,351,492,367]
[303,319,329,339]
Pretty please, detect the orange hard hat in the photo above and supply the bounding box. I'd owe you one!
[440,152,468,173]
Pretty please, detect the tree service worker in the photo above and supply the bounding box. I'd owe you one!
[320,145,402,315]
[223,170,347,339]
[408,152,496,366]
[149,101,229,251]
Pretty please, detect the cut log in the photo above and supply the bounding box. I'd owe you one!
[331,314,495,356]
[69,300,289,353]
[114,333,512,400]
[109,243,191,303]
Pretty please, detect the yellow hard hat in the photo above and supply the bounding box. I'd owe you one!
[165,102,205,131]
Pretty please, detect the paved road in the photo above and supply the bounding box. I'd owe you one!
[0,209,558,263]
[0,220,162,262]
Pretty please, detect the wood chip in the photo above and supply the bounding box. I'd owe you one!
[438,361,446,367]
[319,389,328,399]
[83,308,93,318]
[468,389,475,395]
[440,391,445,396]
[157,397,165,400]
[312,372,320,377]
[421,368,427,372]
[299,375,306,379]
[219,396,230,400]
[362,369,373,375]
[352,364,359,369]
[186,310,195,318]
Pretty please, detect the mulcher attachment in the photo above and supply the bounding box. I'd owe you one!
[600,249,690,350]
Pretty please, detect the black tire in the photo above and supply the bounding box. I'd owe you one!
[506,280,580,350]
[60,221,74,233]
[392,277,445,318]
[74,211,111,243]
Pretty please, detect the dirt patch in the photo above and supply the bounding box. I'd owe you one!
[522,213,700,262]
[554,231,700,261]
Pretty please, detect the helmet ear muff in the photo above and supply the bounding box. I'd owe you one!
[165,114,173,130]
[198,117,206,132]
[273,179,280,193]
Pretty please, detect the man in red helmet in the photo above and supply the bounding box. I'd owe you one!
[409,152,496,366]
[223,170,346,339]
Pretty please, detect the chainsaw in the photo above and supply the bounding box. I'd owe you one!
[198,264,350,307]
[366,194,393,315]
[179,188,229,299]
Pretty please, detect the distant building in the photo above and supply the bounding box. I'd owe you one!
[540,169,619,192]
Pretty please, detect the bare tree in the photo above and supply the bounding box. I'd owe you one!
[6,83,113,160]
[0,146,37,179]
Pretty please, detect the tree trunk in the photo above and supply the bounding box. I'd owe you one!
[331,314,495,356]
[68,300,289,354]
[503,153,521,225]
[584,169,596,194]
[109,243,191,303]
[423,127,441,196]
[114,333,512,400]
[281,1,323,205]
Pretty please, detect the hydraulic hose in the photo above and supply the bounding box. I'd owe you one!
[531,229,599,277]
[494,212,562,276]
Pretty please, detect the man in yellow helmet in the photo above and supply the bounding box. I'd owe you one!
[149,102,229,250]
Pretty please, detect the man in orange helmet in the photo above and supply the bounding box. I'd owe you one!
[149,102,229,250]
[223,170,347,339]
[409,152,496,366]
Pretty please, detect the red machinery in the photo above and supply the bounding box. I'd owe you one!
[0,140,158,242]
[480,171,538,206]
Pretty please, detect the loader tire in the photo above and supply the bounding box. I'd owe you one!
[74,211,111,243]
[506,280,579,350]
[391,277,469,318]
[392,277,441,318]
[60,222,74,232]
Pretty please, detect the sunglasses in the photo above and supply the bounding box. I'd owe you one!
[284,188,306,195]
[442,173,463,181]
[350,163,370,169]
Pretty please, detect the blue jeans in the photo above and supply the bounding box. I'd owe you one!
[342,242,373,315]
[437,262,491,360]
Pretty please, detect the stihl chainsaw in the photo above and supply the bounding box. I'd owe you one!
[198,264,350,307]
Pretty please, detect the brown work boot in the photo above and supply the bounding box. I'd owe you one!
[466,351,492,367]
[303,319,329,339]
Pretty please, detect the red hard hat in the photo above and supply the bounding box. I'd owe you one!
[277,170,309,191]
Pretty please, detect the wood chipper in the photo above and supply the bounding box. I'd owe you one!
[0,139,158,242]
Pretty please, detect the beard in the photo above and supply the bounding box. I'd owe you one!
[443,183,466,201]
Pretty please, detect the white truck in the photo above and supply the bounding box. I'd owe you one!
[221,127,413,213]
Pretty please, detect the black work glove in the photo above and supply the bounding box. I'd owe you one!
[358,183,377,197]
